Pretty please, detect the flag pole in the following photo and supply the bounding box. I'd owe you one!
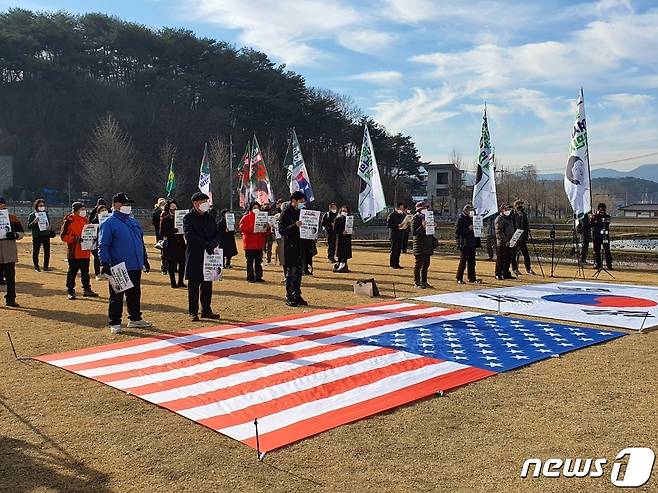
[582,87,593,213]
[229,135,234,211]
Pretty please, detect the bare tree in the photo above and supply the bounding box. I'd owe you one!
[209,136,230,208]
[80,114,143,201]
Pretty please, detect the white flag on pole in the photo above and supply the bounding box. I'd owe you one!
[199,143,212,205]
[472,106,498,218]
[564,88,591,218]
[357,124,387,222]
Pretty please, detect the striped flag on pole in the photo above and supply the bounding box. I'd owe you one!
[36,302,493,452]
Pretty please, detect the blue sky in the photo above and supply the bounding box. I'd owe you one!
[4,0,658,172]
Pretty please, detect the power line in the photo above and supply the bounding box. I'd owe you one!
[518,150,658,174]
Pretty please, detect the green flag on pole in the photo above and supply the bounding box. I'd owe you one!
[165,158,176,198]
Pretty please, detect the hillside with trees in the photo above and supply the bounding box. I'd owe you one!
[0,9,422,208]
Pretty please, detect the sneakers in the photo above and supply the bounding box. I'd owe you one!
[469,279,482,284]
[415,283,426,289]
[285,298,298,307]
[6,300,19,307]
[43,267,52,272]
[423,283,434,289]
[110,324,122,334]
[83,290,99,298]
[67,293,76,300]
[127,319,153,328]
[190,314,200,322]
[296,297,309,306]
[34,266,41,272]
[456,279,466,284]
[95,275,104,281]
[495,275,504,280]
[526,269,536,275]
[513,270,522,276]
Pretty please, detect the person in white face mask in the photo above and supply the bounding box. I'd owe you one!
[494,203,516,280]
[455,204,482,284]
[182,192,222,321]
[332,206,352,273]
[27,198,54,272]
[98,193,152,334]
[60,202,98,300]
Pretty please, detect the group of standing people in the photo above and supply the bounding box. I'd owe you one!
[454,199,537,283]
[577,202,613,271]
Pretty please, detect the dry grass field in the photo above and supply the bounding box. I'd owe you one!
[1,237,657,492]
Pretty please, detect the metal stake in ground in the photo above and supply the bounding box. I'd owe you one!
[6,331,18,359]
[254,418,266,461]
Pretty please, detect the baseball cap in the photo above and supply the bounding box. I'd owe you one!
[112,193,135,204]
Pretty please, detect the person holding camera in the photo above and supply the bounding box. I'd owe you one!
[0,197,24,307]
[591,202,613,270]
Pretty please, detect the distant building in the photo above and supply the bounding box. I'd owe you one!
[618,203,658,218]
[0,155,13,194]
[424,162,464,217]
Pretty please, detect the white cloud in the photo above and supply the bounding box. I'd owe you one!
[336,30,397,55]
[184,0,397,66]
[411,10,658,91]
[372,87,459,132]
[600,93,654,108]
[345,71,403,85]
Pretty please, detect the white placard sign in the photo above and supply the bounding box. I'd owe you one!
[273,214,282,240]
[174,209,189,234]
[98,211,110,226]
[108,262,134,293]
[203,247,224,282]
[0,209,11,240]
[36,211,49,231]
[423,210,435,235]
[299,209,321,240]
[509,229,524,248]
[473,215,484,238]
[81,224,99,251]
[414,280,658,331]
[253,211,269,233]
[345,215,354,235]
[225,213,235,232]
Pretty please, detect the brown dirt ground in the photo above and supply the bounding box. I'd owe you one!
[1,237,656,493]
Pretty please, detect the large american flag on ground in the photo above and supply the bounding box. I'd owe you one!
[36,302,623,452]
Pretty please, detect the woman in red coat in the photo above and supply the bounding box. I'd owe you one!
[239,202,270,283]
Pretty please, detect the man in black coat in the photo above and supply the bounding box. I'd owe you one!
[578,212,592,264]
[387,203,406,269]
[279,191,307,307]
[183,192,222,321]
[511,199,535,275]
[455,204,481,284]
[494,203,515,280]
[591,202,613,270]
[321,202,338,263]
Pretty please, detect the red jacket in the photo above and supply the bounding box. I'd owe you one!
[240,211,268,250]
[61,213,91,260]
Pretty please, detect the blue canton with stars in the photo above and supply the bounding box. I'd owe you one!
[356,315,624,373]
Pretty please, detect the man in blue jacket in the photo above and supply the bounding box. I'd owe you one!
[99,193,152,334]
